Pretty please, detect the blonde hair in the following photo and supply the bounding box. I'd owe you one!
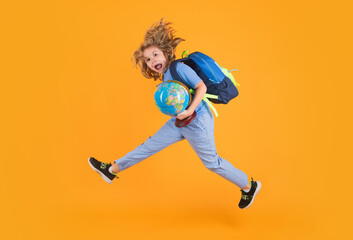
[132,18,185,81]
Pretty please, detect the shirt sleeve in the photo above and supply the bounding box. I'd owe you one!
[175,62,202,89]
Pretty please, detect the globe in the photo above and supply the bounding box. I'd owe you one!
[154,80,191,116]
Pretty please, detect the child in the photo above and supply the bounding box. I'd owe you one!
[88,19,261,209]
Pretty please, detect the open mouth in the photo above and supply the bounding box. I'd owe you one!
[155,63,162,71]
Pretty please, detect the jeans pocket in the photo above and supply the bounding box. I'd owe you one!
[190,114,206,131]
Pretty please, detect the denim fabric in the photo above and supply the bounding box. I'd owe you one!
[114,109,248,188]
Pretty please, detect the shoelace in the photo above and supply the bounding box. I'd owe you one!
[100,162,119,179]
[100,162,109,169]
[241,194,249,200]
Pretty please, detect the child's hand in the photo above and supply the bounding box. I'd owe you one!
[176,109,193,120]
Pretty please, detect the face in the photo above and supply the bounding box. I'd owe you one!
[143,46,167,74]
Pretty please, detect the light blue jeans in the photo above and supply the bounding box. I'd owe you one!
[114,110,248,188]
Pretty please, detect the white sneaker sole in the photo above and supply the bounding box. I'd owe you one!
[88,158,113,184]
[241,181,261,209]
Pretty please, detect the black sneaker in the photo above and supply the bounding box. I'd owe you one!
[88,157,118,184]
[238,178,261,209]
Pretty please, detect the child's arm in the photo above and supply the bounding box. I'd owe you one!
[176,81,207,120]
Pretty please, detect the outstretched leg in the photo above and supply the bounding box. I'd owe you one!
[89,119,184,183]
[114,119,184,172]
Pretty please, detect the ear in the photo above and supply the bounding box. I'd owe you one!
[166,49,174,61]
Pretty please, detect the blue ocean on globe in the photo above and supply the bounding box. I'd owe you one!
[154,80,191,116]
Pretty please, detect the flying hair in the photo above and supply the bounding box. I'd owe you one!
[132,18,185,81]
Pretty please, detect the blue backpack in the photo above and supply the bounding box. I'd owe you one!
[169,51,239,117]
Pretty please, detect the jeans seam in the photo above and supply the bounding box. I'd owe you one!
[201,114,214,150]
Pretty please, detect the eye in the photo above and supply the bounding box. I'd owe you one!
[154,53,158,57]
[146,58,150,62]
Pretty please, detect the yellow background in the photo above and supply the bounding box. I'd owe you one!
[1,0,352,239]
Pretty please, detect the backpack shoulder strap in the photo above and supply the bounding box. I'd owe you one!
[169,61,181,81]
[169,60,192,90]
